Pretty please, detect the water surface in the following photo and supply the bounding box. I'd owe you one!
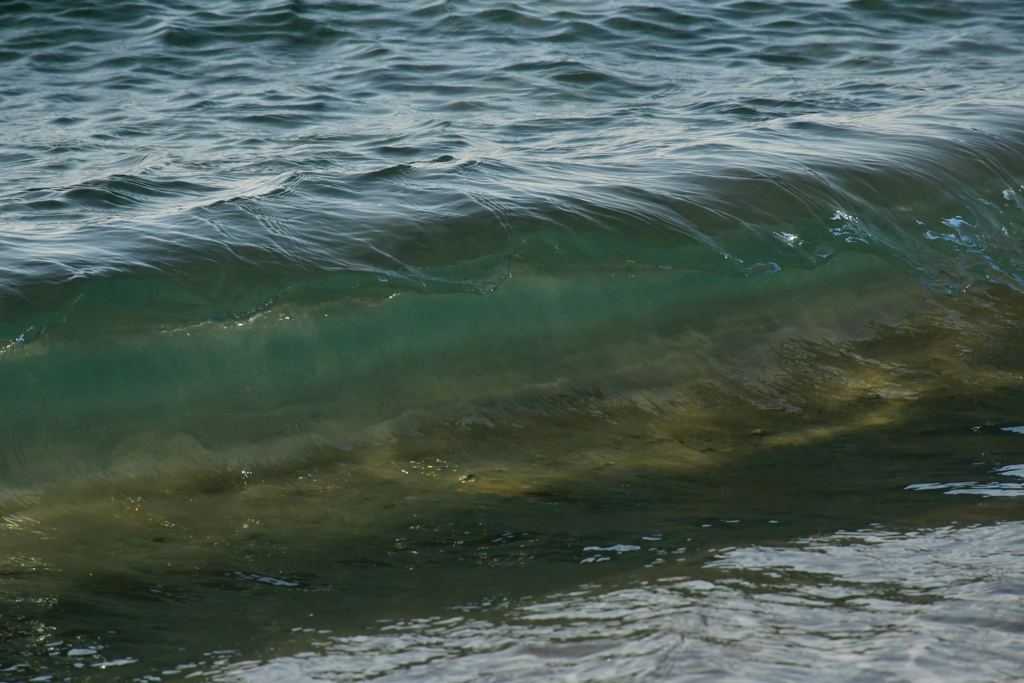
[2,0,1024,680]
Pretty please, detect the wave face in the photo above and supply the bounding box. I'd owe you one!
[3,1,1024,681]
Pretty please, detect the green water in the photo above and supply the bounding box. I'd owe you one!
[5,0,1024,679]
[1,252,924,494]
[4,252,1024,680]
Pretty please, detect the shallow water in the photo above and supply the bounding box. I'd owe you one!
[3,0,1024,681]
[207,521,1024,683]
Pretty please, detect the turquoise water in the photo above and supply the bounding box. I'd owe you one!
[3,1,1024,680]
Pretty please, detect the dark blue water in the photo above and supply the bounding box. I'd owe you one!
[3,1,1024,681]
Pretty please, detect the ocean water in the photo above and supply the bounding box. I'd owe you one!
[2,0,1024,680]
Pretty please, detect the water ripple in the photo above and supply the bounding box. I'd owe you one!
[1,0,1023,314]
